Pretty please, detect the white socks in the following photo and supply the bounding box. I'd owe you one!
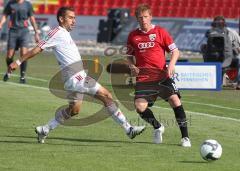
[43,108,71,132]
[46,118,60,130]
[42,104,132,134]
[106,103,131,133]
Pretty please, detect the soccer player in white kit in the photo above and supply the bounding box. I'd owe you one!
[8,6,145,143]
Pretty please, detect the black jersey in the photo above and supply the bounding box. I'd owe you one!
[3,0,34,29]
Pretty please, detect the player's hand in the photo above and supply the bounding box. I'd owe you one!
[129,64,139,76]
[167,63,175,78]
[8,61,19,73]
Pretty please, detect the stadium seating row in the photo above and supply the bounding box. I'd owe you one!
[33,0,240,19]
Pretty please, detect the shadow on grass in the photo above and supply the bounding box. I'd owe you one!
[179,161,208,164]
[2,135,184,147]
[0,135,144,147]
[136,141,179,146]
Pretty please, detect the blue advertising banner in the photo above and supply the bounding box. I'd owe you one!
[173,62,222,90]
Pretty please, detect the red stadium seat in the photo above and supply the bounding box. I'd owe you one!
[96,0,107,8]
[106,0,114,8]
[152,7,160,17]
[37,4,46,14]
[176,7,186,17]
[184,7,197,17]
[196,0,207,7]
[212,8,224,17]
[205,0,217,8]
[68,0,76,5]
[59,0,69,6]
[228,8,238,18]
[64,0,240,18]
[112,0,123,8]
[159,0,170,8]
[234,0,240,7]
[221,8,231,18]
[178,0,189,7]
[47,5,58,14]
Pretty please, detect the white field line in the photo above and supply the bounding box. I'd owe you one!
[1,80,240,123]
[182,100,240,111]
[0,80,48,90]
[152,106,240,123]
[0,72,48,82]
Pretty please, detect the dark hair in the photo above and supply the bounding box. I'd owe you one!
[57,6,74,23]
[211,15,226,28]
[135,4,152,17]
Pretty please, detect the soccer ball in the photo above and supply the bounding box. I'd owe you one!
[200,139,222,161]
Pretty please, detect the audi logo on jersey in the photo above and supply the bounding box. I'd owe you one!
[138,42,155,49]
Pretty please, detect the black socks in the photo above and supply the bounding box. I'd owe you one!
[6,58,27,78]
[138,108,161,129]
[20,61,27,78]
[173,105,189,138]
[6,58,13,66]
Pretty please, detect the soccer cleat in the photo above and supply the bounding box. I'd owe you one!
[181,137,191,147]
[3,73,10,82]
[35,126,49,144]
[127,125,146,139]
[153,125,165,144]
[19,77,26,84]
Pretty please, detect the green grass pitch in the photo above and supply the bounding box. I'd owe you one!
[0,52,240,171]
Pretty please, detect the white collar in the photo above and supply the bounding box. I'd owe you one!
[59,26,69,32]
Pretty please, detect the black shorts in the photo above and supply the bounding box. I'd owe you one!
[7,28,30,50]
[134,78,181,107]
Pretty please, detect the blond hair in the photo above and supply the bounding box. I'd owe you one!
[135,4,152,17]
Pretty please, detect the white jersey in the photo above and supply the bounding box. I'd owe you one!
[38,26,82,69]
[38,26,100,97]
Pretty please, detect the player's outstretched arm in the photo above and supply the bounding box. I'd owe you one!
[8,46,42,72]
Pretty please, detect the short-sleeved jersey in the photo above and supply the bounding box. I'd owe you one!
[127,25,177,82]
[38,26,83,81]
[3,0,34,29]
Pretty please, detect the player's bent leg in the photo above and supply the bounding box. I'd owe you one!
[168,94,182,108]
[135,98,164,144]
[35,101,82,144]
[168,94,191,147]
[94,86,113,106]
[95,86,146,139]
[19,47,28,83]
[3,49,15,82]
[35,109,74,144]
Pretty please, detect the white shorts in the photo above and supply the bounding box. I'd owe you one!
[64,71,101,101]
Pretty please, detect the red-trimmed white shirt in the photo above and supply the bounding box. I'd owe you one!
[38,26,82,69]
[127,25,177,82]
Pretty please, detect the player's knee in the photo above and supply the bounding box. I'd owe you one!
[104,90,113,100]
[70,108,79,116]
[168,94,181,108]
[96,87,113,105]
[135,98,148,113]
[69,102,81,116]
